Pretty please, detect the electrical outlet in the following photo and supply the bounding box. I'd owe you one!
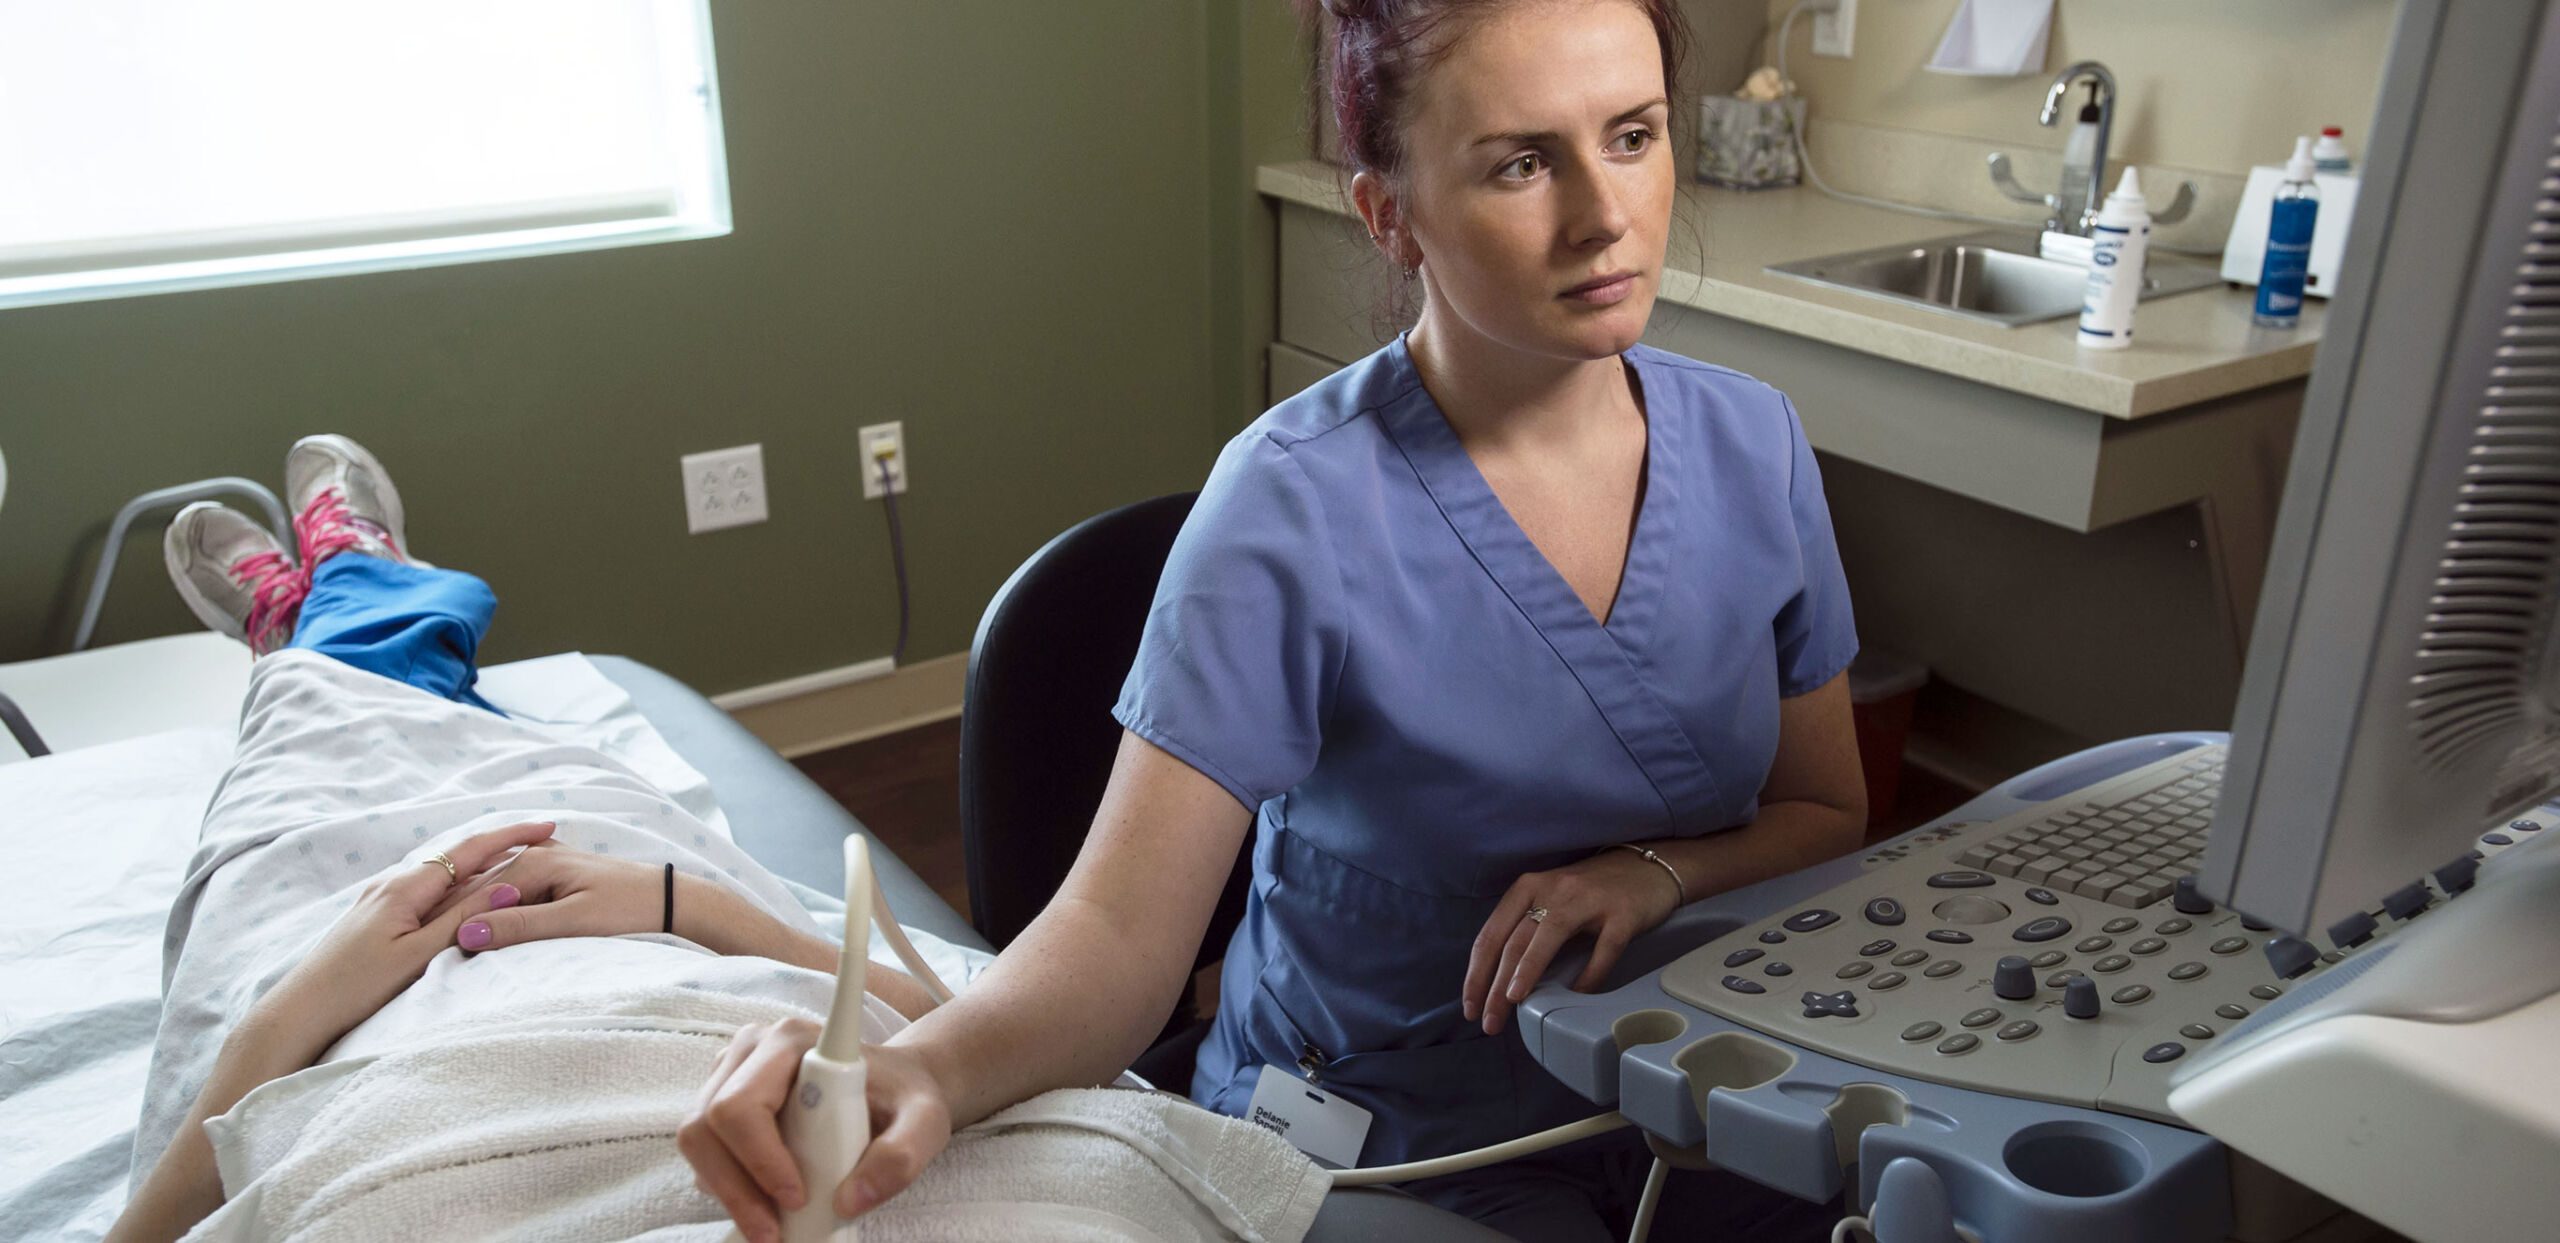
[681,444,769,533]
[859,422,908,499]
[1812,0,1856,58]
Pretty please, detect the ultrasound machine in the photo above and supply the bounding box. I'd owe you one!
[1515,3,2560,1239]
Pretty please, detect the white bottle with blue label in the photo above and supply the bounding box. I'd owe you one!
[2078,167,2151,351]
[2254,136,2321,329]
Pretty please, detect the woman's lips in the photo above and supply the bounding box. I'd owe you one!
[1562,272,1637,305]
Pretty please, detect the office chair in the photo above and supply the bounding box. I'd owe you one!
[958,491,1253,1089]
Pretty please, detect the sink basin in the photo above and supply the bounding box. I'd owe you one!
[1765,230,2226,327]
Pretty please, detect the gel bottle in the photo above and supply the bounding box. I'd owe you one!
[2254,136,2321,329]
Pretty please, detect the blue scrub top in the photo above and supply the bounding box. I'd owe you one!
[1113,335,1859,1166]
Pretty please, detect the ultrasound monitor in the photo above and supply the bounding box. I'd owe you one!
[2200,0,2560,938]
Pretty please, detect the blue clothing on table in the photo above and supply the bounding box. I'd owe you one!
[1112,335,1859,1179]
[289,553,502,713]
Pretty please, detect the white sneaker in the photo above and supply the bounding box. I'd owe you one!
[163,502,304,655]
[284,434,428,568]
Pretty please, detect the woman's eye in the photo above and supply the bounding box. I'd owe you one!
[1615,127,1654,154]
[1500,153,1543,181]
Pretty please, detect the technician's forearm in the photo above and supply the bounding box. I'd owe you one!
[678,877,939,1020]
[889,893,1192,1131]
[1649,798,1866,905]
[107,1011,330,1243]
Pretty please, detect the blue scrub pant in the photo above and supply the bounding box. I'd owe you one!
[286,553,500,713]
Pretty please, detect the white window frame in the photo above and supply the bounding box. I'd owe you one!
[0,2,731,312]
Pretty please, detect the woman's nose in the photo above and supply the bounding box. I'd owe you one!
[1566,158,1632,249]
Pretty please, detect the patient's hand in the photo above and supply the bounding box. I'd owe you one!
[680,1018,953,1243]
[449,841,684,952]
[253,820,558,1048]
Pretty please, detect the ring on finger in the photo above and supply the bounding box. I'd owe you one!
[1525,905,1549,924]
[421,852,458,885]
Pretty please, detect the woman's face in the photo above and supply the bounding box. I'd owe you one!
[1376,0,1674,364]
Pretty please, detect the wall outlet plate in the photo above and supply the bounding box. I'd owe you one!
[1812,0,1856,58]
[859,421,908,499]
[682,443,769,533]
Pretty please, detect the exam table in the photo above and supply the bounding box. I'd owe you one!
[0,637,1503,1242]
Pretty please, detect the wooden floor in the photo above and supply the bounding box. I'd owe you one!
[792,719,1974,929]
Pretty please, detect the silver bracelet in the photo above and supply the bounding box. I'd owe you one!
[1612,843,1686,904]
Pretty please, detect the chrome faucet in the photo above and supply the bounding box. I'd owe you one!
[1989,59,2195,236]
[2039,61,2115,233]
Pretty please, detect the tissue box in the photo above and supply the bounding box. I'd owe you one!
[1696,97,1805,189]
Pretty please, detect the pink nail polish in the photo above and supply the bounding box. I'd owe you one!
[458,921,492,950]
[488,883,519,910]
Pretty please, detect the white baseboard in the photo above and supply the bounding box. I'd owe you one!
[715,651,969,759]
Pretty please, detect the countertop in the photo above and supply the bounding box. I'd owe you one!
[1258,160,2325,419]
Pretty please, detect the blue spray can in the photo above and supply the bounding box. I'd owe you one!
[2254,136,2321,329]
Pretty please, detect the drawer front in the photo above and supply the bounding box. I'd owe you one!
[1267,341,1340,407]
[1277,200,1408,365]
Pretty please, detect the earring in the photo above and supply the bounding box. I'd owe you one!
[1403,261,1418,281]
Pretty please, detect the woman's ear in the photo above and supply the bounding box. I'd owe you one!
[1349,170,1415,272]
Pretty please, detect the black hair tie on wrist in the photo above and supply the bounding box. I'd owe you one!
[663,862,676,935]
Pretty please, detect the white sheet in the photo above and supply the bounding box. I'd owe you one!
[0,651,989,1242]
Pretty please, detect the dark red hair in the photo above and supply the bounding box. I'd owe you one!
[1298,0,1694,180]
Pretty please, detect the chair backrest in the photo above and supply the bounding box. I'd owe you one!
[958,492,1253,983]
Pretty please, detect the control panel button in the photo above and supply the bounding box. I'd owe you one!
[2092,954,2133,973]
[2167,962,2209,981]
[2328,911,2378,949]
[1869,972,1907,991]
[2142,1041,2187,1063]
[2241,916,2272,932]
[2023,887,2060,906]
[2173,876,2214,915]
[1782,909,1840,934]
[1890,949,1930,967]
[2483,832,2514,846]
[2210,936,2251,955]
[1937,1033,1980,1055]
[1960,1007,2003,1028]
[1763,962,1795,977]
[2513,818,2543,832]
[2064,977,2101,1020]
[1801,990,1859,1018]
[1924,961,1965,979]
[1759,930,1790,944]
[1836,961,1875,980]
[1928,870,1997,888]
[1862,897,1907,926]
[2215,1003,2250,1021]
[2180,1023,2216,1040]
[2381,883,2431,921]
[2265,936,2319,979]
[2129,937,2168,956]
[2435,855,2480,895]
[1993,956,2036,1001]
[2249,984,2284,1001]
[1927,929,1975,944]
[1722,975,1767,994]
[2102,917,2142,934]
[2029,950,2068,969]
[1900,1021,1943,1042]
[1724,948,1764,968]
[1997,1019,2041,1042]
[2111,985,2153,1005]
[1859,939,1898,957]
[2045,969,2084,988]
[2155,917,2194,935]
[2013,916,2072,943]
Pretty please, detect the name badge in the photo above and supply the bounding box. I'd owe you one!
[1245,1063,1373,1169]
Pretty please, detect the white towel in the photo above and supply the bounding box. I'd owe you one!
[187,986,1330,1243]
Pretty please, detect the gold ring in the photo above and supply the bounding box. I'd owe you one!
[1526,905,1548,924]
[422,852,458,885]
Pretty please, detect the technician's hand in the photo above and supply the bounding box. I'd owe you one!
[254,820,558,1047]
[1463,848,1684,1036]
[680,1018,954,1243]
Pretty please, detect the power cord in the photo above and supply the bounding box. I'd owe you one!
[872,451,911,667]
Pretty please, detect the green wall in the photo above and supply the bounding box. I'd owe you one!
[0,2,1232,695]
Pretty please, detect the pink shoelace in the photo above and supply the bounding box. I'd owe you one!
[293,486,401,568]
[230,550,306,656]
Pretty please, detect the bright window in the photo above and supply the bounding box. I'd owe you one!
[0,1,728,310]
